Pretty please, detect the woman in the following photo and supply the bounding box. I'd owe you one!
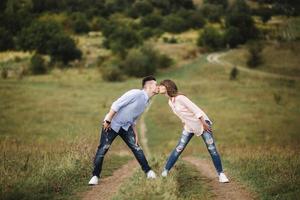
[159,79,229,183]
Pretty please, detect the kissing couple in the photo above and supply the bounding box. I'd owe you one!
[88,76,229,185]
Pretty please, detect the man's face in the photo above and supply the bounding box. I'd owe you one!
[146,80,159,94]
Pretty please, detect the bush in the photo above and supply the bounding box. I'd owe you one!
[90,17,106,31]
[163,37,178,43]
[230,66,238,80]
[140,14,163,28]
[177,9,205,29]
[122,48,155,77]
[1,67,8,79]
[162,14,187,33]
[139,28,156,39]
[197,26,225,51]
[30,54,47,74]
[99,57,124,82]
[247,42,263,68]
[157,54,173,69]
[70,13,90,34]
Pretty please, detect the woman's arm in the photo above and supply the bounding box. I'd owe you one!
[178,95,211,132]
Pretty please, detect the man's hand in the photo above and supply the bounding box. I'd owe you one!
[103,120,111,132]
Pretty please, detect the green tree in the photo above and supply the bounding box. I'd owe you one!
[177,9,206,29]
[48,34,82,65]
[70,13,90,34]
[247,42,263,68]
[17,20,62,54]
[204,0,227,9]
[103,26,142,56]
[225,1,258,44]
[201,4,223,22]
[18,20,82,65]
[0,27,14,51]
[197,26,225,51]
[224,26,243,48]
[129,1,153,17]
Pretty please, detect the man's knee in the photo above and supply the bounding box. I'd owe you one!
[176,144,184,153]
[208,144,218,155]
[97,144,110,156]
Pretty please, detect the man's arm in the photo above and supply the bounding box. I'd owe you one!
[103,90,138,131]
[103,109,116,131]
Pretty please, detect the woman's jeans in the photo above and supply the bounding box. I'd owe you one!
[164,123,224,174]
[92,126,151,177]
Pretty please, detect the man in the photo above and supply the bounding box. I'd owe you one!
[88,76,158,185]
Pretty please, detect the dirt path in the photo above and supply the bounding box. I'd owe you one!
[80,102,153,200]
[183,156,255,200]
[80,160,138,200]
[207,52,300,81]
[138,101,152,157]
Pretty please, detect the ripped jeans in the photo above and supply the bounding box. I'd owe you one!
[164,123,224,174]
[92,126,151,177]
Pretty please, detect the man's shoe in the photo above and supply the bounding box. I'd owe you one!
[219,172,229,183]
[88,176,99,185]
[161,169,168,177]
[147,170,157,179]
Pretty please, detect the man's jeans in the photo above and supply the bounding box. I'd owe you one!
[164,122,224,174]
[92,126,151,177]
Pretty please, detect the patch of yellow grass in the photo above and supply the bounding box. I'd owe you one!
[0,51,32,63]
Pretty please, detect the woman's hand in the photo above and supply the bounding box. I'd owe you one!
[203,121,212,132]
[199,116,212,132]
[132,125,139,146]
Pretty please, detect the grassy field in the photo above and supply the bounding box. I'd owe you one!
[1,51,300,200]
[113,53,300,199]
[1,22,300,200]
[0,70,138,200]
[222,41,300,77]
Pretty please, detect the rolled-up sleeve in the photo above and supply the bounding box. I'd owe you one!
[111,90,138,112]
[178,95,204,119]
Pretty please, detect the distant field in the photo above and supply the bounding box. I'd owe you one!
[222,41,300,78]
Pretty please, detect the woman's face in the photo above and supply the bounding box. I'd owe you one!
[158,85,167,95]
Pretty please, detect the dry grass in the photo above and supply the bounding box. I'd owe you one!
[222,41,300,77]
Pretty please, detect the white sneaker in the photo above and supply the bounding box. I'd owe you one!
[219,172,229,183]
[146,170,157,179]
[161,169,168,177]
[88,176,99,185]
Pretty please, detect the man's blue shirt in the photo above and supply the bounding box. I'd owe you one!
[106,89,149,133]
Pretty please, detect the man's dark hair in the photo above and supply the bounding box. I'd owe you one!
[142,75,156,87]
